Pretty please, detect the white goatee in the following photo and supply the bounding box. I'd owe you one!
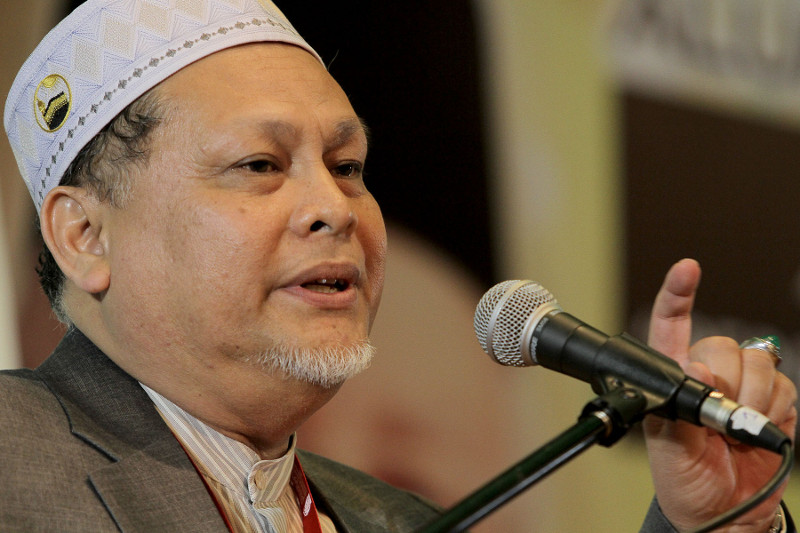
[247,340,376,388]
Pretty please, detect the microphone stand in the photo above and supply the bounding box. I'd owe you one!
[417,387,649,533]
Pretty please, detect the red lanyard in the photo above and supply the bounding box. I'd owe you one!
[290,455,324,533]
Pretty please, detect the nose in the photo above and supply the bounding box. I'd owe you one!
[288,166,358,237]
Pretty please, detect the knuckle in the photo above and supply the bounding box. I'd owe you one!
[775,373,798,404]
[691,336,738,355]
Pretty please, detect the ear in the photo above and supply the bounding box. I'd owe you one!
[40,186,110,295]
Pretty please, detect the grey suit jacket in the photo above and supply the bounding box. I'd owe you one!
[0,329,441,532]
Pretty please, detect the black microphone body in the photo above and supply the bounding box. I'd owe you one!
[475,280,790,453]
[535,311,712,425]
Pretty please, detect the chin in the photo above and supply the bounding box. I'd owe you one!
[243,338,376,389]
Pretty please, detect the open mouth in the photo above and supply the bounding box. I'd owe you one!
[301,278,350,293]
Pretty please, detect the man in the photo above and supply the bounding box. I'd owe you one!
[1,1,796,532]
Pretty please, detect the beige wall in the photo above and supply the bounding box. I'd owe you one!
[0,0,60,368]
[473,1,648,530]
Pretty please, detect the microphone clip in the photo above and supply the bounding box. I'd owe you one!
[580,387,648,447]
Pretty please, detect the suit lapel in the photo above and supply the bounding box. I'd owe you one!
[37,329,227,532]
[88,432,225,532]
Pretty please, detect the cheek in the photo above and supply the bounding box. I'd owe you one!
[360,208,387,320]
[169,206,278,286]
[366,229,387,287]
[126,200,274,319]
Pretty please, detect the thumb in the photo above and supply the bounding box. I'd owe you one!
[647,258,702,367]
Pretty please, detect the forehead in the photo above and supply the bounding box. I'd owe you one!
[159,43,355,120]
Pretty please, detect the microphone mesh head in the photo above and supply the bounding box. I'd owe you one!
[474,280,558,367]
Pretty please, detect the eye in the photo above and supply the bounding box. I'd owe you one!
[333,162,364,178]
[237,158,279,173]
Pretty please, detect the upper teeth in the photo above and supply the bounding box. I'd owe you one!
[304,279,345,293]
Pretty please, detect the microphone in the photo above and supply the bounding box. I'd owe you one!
[473,280,790,453]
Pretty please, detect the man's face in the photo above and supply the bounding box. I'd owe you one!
[100,43,386,384]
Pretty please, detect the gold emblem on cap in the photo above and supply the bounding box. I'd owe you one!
[34,74,72,133]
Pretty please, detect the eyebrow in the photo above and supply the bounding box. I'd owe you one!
[257,119,297,141]
[332,117,371,150]
[254,117,370,150]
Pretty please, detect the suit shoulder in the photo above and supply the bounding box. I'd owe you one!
[0,367,50,398]
[0,368,66,429]
[297,449,442,531]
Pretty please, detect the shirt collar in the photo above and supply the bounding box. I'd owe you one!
[141,384,297,507]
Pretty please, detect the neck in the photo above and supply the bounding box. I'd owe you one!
[73,308,343,460]
[144,367,341,460]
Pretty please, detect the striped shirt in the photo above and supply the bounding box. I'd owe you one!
[142,385,337,533]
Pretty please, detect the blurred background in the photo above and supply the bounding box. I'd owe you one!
[2,1,799,530]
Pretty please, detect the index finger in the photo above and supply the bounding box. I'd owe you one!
[647,258,702,365]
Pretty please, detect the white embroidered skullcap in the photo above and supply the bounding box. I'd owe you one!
[4,0,321,213]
